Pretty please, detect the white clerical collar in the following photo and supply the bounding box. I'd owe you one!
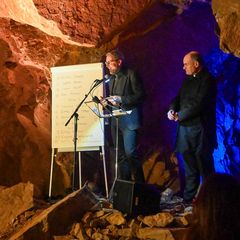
[193,67,202,78]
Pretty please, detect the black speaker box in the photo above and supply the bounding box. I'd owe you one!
[112,179,160,216]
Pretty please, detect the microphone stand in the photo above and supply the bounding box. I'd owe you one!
[65,80,101,191]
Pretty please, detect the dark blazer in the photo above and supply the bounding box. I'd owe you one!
[109,67,145,130]
[169,68,217,153]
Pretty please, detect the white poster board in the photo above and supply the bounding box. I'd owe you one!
[51,63,104,152]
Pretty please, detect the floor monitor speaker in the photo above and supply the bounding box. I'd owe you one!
[112,179,160,216]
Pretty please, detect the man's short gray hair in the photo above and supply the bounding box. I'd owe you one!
[106,49,125,61]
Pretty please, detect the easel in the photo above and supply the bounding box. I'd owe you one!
[49,62,109,199]
[48,145,108,199]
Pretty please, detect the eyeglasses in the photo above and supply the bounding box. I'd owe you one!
[105,59,119,65]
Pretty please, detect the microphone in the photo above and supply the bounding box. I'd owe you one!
[94,74,114,87]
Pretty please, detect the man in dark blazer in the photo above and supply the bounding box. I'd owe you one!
[103,49,145,182]
[168,51,217,203]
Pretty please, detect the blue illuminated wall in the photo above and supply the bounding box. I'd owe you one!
[206,48,240,175]
[118,1,240,177]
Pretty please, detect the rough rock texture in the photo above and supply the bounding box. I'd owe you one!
[0,0,239,199]
[0,17,79,196]
[9,186,98,240]
[143,149,180,193]
[206,49,240,174]
[0,182,33,235]
[0,0,240,238]
[33,0,155,46]
[51,208,188,240]
[212,0,240,57]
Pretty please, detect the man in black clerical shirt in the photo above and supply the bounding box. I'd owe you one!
[168,51,217,203]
